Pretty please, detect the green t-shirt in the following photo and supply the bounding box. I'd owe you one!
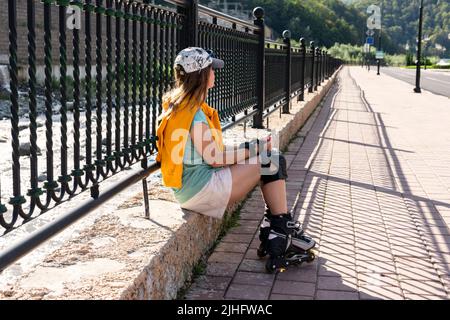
[171,109,222,204]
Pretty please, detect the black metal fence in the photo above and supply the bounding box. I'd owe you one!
[0,0,341,271]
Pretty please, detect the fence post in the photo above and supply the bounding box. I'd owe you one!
[330,58,334,77]
[322,50,325,80]
[321,50,327,82]
[314,47,318,90]
[253,7,265,128]
[184,0,199,47]
[314,47,318,89]
[319,50,322,83]
[309,41,315,93]
[315,47,320,90]
[329,52,332,78]
[317,49,321,85]
[325,51,329,79]
[298,37,306,101]
[7,0,25,225]
[328,52,331,78]
[283,30,291,114]
[317,48,323,87]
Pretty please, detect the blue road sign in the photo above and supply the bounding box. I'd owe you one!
[366,36,374,45]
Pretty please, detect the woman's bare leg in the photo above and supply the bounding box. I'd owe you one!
[227,157,288,215]
[261,180,288,215]
[227,158,261,207]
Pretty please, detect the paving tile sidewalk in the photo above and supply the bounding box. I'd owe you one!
[185,66,450,300]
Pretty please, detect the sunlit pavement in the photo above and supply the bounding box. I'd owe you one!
[185,67,450,300]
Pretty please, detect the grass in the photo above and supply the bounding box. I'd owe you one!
[401,65,450,70]
[191,259,208,279]
[281,131,304,153]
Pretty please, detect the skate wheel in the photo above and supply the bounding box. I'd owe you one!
[306,251,315,263]
[265,260,288,274]
[265,263,276,274]
[257,247,267,258]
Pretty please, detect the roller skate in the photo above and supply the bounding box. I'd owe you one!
[260,212,316,273]
[257,208,315,258]
[256,207,272,258]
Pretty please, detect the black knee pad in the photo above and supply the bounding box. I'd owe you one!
[260,153,288,185]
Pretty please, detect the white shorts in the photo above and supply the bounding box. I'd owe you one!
[180,167,232,219]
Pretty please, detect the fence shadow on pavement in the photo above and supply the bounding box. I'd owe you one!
[287,68,449,299]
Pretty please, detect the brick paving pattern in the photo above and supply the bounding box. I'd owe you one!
[185,67,450,300]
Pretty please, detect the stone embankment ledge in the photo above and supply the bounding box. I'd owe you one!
[0,68,341,300]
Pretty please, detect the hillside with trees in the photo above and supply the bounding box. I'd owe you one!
[349,0,449,57]
[201,0,449,57]
[235,0,371,49]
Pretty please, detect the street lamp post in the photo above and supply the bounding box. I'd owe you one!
[423,36,430,70]
[377,29,381,75]
[414,0,424,93]
[377,3,382,76]
[424,42,427,70]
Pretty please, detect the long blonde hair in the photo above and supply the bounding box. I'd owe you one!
[160,65,211,119]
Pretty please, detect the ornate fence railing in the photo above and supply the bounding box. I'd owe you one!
[0,0,341,271]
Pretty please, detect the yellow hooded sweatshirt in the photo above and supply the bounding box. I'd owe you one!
[156,100,224,188]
